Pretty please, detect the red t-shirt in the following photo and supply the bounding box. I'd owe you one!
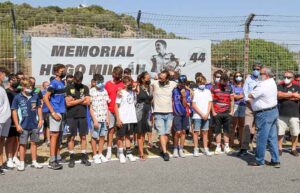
[211,84,233,113]
[105,80,125,113]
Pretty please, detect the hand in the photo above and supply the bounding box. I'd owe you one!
[229,111,234,116]
[38,120,43,129]
[117,119,123,128]
[16,125,23,133]
[212,112,217,117]
[180,89,186,96]
[94,122,99,129]
[106,119,110,127]
[202,114,209,121]
[52,113,61,121]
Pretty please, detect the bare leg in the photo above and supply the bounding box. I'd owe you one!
[30,142,37,161]
[98,136,105,155]
[91,138,97,156]
[193,131,199,148]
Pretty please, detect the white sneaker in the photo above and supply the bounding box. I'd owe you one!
[203,149,212,156]
[7,159,15,169]
[93,155,102,164]
[126,154,137,162]
[193,148,200,157]
[106,150,112,161]
[17,162,25,171]
[13,157,20,166]
[31,161,43,169]
[118,153,126,164]
[173,148,179,158]
[224,146,231,154]
[214,147,223,155]
[99,154,108,163]
[178,149,186,158]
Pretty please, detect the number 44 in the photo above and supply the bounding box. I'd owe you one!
[190,52,206,63]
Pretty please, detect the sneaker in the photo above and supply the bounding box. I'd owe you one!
[93,155,102,164]
[0,167,4,175]
[57,157,67,164]
[13,157,21,167]
[99,154,108,163]
[173,148,179,158]
[6,159,15,169]
[224,146,231,154]
[203,149,212,156]
[106,150,112,161]
[291,150,299,157]
[178,149,186,158]
[118,153,126,164]
[48,161,63,170]
[17,162,25,171]
[31,161,43,169]
[81,154,91,166]
[193,148,200,157]
[163,153,170,161]
[68,154,75,168]
[126,154,137,162]
[237,149,248,157]
[214,147,222,155]
[266,161,281,168]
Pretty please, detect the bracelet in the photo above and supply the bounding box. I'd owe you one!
[51,112,56,116]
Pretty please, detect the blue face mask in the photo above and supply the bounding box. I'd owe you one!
[252,70,260,77]
[96,82,104,90]
[198,85,205,90]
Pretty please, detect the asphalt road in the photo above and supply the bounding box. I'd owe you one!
[1,151,300,193]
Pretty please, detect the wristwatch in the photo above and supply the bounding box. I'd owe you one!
[51,112,56,116]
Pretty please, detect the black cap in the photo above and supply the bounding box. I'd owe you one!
[178,75,187,83]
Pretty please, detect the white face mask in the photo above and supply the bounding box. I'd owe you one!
[284,78,291,85]
[215,78,220,83]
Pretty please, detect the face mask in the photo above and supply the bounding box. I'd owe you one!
[3,76,8,83]
[127,85,133,91]
[96,82,105,90]
[25,88,32,94]
[235,77,243,82]
[60,72,66,79]
[145,80,151,85]
[215,78,220,83]
[198,85,205,90]
[252,70,260,77]
[284,78,291,85]
[74,82,82,88]
[11,81,19,88]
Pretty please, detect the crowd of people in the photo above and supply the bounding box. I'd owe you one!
[0,63,299,174]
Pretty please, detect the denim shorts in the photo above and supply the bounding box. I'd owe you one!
[233,104,246,117]
[154,113,173,136]
[173,115,189,131]
[19,128,40,145]
[193,119,210,132]
[92,122,108,138]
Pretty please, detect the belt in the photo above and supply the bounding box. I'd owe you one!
[255,106,277,113]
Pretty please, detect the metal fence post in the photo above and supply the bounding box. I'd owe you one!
[244,13,255,77]
[11,8,17,73]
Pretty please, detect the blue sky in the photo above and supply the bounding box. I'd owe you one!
[5,0,300,16]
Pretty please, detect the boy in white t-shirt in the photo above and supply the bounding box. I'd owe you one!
[90,75,110,164]
[192,75,212,156]
[115,76,137,163]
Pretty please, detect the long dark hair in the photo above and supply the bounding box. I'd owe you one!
[137,71,149,85]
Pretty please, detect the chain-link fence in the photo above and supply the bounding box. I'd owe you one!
[0,3,300,80]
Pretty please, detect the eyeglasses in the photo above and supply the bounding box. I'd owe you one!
[284,76,293,79]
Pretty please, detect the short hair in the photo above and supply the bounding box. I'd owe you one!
[262,66,274,77]
[66,74,74,80]
[220,73,229,82]
[284,70,294,77]
[29,76,35,81]
[74,71,83,82]
[196,75,207,85]
[0,67,9,75]
[53,64,65,73]
[94,74,104,82]
[20,78,32,88]
[8,73,16,81]
[122,76,133,84]
[112,66,123,75]
[16,71,24,76]
[155,40,167,48]
[42,81,49,88]
[124,68,132,75]
[137,71,149,84]
[213,70,223,77]
[160,70,170,80]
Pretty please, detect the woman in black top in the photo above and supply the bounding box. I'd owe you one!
[136,71,153,160]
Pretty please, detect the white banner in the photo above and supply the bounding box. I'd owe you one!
[32,37,211,85]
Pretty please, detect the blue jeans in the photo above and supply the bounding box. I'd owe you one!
[255,108,279,165]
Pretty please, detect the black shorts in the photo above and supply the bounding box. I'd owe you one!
[8,126,19,137]
[43,112,50,129]
[66,118,88,137]
[213,113,232,134]
[173,115,189,132]
[116,124,134,137]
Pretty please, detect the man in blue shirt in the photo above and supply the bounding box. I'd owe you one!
[43,64,66,170]
[172,75,192,158]
[11,78,43,171]
[238,64,261,156]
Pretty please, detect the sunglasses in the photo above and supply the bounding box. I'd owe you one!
[235,75,242,77]
[253,68,260,71]
[284,76,293,79]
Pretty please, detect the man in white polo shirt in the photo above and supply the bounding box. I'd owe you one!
[248,66,280,168]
